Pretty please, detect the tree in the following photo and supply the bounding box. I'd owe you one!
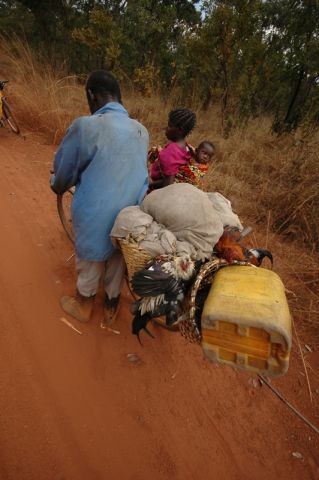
[72,7,122,70]
[263,0,319,132]
[0,0,318,130]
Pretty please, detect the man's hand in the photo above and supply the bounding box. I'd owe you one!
[50,172,56,192]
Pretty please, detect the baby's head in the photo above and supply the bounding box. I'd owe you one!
[195,141,215,165]
[165,108,196,141]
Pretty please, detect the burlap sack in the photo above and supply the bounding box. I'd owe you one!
[207,192,243,230]
[141,183,224,260]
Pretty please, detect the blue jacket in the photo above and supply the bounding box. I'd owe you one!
[52,102,149,261]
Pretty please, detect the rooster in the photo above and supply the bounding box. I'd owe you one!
[131,255,197,342]
[214,227,273,267]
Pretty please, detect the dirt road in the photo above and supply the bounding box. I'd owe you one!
[0,129,318,480]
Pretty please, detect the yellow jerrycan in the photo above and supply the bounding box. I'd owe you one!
[201,265,292,377]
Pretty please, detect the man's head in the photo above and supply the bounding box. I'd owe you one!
[86,70,122,114]
[195,141,215,164]
[165,108,196,141]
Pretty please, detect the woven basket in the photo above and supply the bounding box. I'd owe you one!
[117,238,152,283]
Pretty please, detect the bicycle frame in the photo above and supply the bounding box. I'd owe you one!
[0,87,4,120]
[0,80,20,134]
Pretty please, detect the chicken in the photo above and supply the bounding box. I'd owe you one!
[214,227,273,267]
[131,255,197,342]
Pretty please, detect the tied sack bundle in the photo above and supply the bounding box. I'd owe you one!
[141,183,242,261]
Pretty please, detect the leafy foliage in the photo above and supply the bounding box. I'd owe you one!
[0,0,318,131]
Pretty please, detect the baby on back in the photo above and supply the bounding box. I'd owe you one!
[175,140,215,186]
[148,108,215,190]
[148,139,215,189]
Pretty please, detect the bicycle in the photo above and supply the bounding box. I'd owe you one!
[0,80,20,134]
[57,188,141,297]
[56,188,178,332]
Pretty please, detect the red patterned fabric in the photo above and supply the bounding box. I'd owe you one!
[175,163,208,187]
[148,144,208,188]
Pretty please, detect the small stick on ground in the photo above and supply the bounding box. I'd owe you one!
[258,375,319,435]
[60,317,83,335]
[107,327,120,335]
[66,252,75,262]
[292,318,313,404]
[305,360,318,378]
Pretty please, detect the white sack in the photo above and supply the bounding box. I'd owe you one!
[139,222,177,256]
[206,192,243,231]
[141,183,224,260]
[110,206,153,242]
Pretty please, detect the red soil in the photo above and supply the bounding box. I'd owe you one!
[0,128,318,480]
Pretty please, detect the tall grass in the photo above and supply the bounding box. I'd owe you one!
[203,123,319,253]
[1,37,318,341]
[1,37,319,253]
[0,38,86,142]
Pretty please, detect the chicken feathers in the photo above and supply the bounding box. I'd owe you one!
[214,227,273,267]
[131,255,197,342]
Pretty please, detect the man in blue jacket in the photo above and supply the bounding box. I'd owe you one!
[51,71,149,325]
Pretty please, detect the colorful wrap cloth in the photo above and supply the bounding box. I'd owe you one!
[174,163,208,187]
[148,144,207,187]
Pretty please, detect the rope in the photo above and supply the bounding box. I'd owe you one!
[258,374,319,435]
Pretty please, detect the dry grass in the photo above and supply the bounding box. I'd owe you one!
[250,230,319,345]
[203,120,319,250]
[1,37,318,341]
[0,38,86,142]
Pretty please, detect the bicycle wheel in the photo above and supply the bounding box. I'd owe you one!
[57,188,75,243]
[2,98,20,134]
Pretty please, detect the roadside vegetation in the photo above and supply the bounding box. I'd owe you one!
[0,0,318,343]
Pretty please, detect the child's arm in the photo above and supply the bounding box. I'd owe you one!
[162,175,175,187]
[149,178,164,189]
[149,174,175,189]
